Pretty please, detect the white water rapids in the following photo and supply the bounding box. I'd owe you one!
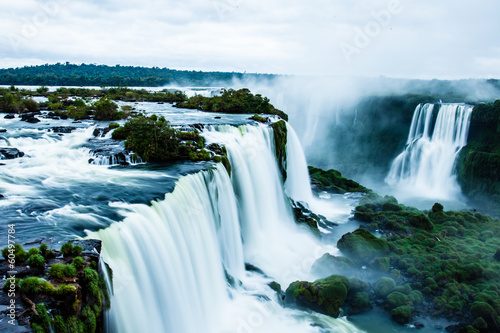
[91,123,363,333]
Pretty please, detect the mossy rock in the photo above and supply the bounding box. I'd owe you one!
[457,326,480,333]
[409,213,434,231]
[386,291,409,310]
[409,290,423,305]
[470,301,496,318]
[472,317,488,330]
[337,229,389,260]
[285,274,349,318]
[311,254,355,276]
[349,292,373,314]
[394,284,412,295]
[370,257,390,272]
[382,202,403,212]
[373,277,396,298]
[390,305,413,325]
[348,277,370,294]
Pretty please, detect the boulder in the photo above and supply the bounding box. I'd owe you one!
[285,274,349,318]
[4,114,15,119]
[0,148,25,159]
[337,228,389,260]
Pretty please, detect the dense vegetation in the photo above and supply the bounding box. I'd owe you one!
[346,193,499,331]
[457,99,500,215]
[1,242,108,333]
[308,166,369,194]
[0,62,277,87]
[176,88,288,120]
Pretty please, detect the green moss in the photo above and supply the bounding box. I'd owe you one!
[470,301,496,318]
[350,292,372,314]
[285,274,349,318]
[28,247,40,256]
[271,120,287,182]
[370,257,391,272]
[394,284,412,295]
[81,305,97,333]
[250,113,268,123]
[108,122,120,129]
[348,277,370,293]
[27,254,45,270]
[72,256,85,270]
[308,166,369,194]
[60,242,74,257]
[49,263,77,279]
[472,317,488,330]
[409,213,434,231]
[31,303,51,332]
[373,277,396,298]
[337,229,389,260]
[409,290,423,305]
[268,281,281,294]
[2,243,28,262]
[386,292,409,309]
[19,277,54,296]
[390,305,413,325]
[72,245,83,256]
[52,315,66,333]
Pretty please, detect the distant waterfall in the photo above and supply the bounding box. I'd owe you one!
[385,103,473,199]
[92,123,363,333]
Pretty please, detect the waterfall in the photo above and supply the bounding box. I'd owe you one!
[92,123,363,333]
[385,103,473,199]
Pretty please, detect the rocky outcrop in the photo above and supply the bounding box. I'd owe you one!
[0,148,25,159]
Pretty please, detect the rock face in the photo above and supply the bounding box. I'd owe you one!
[285,274,349,317]
[0,148,25,159]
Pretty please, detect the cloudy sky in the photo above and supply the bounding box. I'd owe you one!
[0,0,499,79]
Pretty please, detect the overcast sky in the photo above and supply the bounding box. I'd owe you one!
[0,0,499,79]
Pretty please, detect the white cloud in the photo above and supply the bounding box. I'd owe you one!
[0,0,499,78]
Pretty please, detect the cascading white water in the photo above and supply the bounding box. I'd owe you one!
[385,103,473,199]
[92,123,364,333]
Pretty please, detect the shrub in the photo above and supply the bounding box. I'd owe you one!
[93,98,121,120]
[410,213,434,231]
[470,301,496,318]
[39,243,48,255]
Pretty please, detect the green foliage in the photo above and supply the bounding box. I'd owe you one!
[177,88,287,120]
[93,98,122,120]
[272,120,287,182]
[2,243,28,263]
[55,284,77,298]
[49,263,77,279]
[470,301,496,318]
[386,291,409,309]
[370,257,390,272]
[309,166,370,194]
[67,100,89,120]
[373,277,396,298]
[72,245,83,256]
[0,63,276,87]
[250,113,268,123]
[28,247,40,256]
[81,305,97,333]
[409,213,434,230]
[112,116,179,162]
[285,275,349,318]
[390,305,413,325]
[108,122,120,129]
[20,277,54,296]
[350,292,372,314]
[337,229,389,260]
[31,303,51,332]
[27,254,45,270]
[73,256,85,270]
[60,242,74,257]
[432,202,444,212]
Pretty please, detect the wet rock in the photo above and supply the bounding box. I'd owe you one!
[0,128,6,133]
[51,126,76,134]
[4,114,15,119]
[93,127,112,137]
[25,117,40,123]
[0,148,25,159]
